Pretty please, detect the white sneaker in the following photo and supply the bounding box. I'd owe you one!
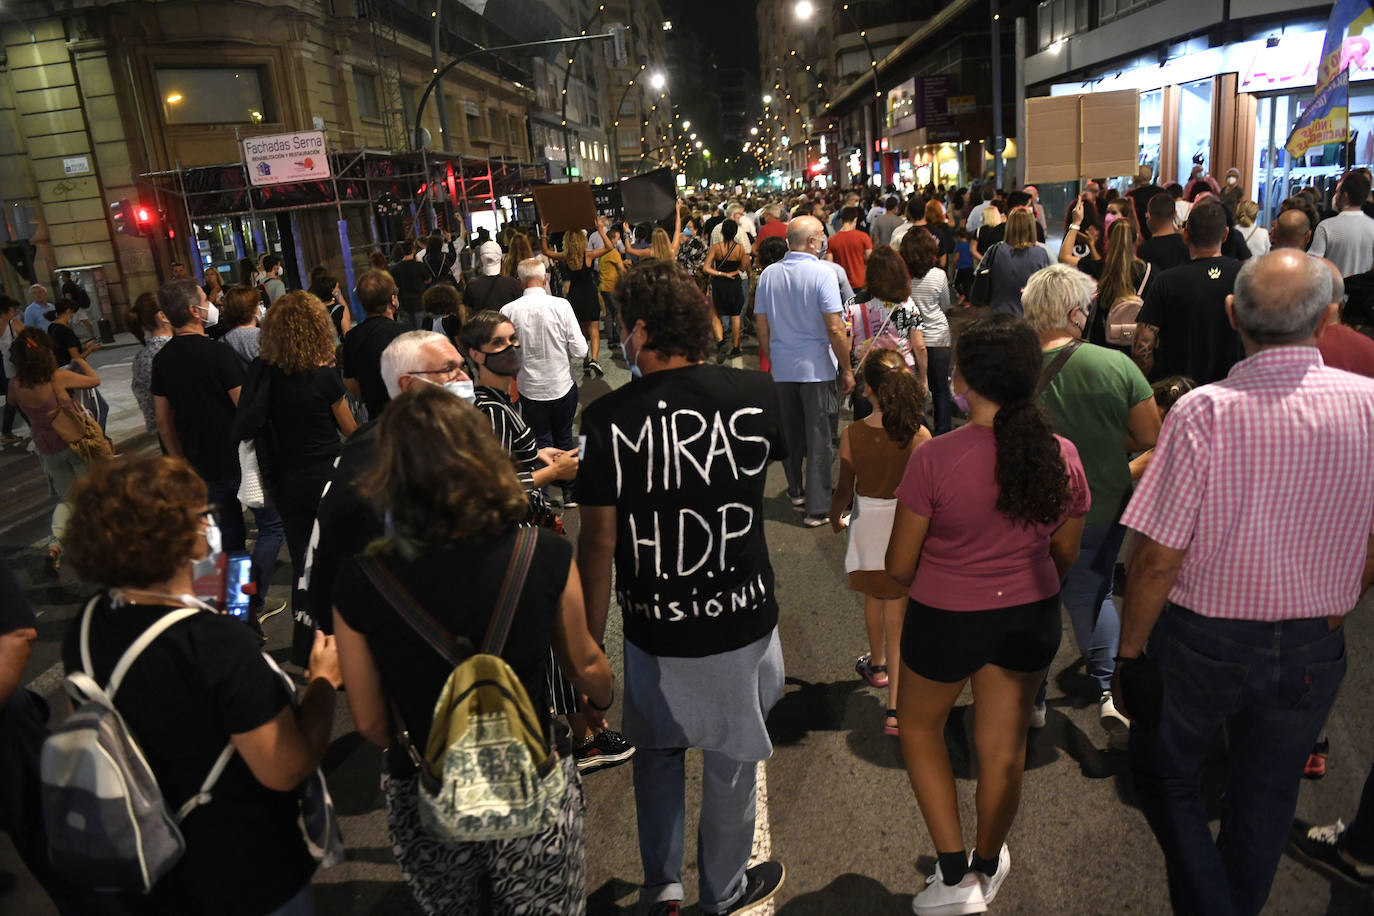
[971,844,1011,905]
[1099,691,1130,749]
[1028,702,1047,729]
[912,863,987,915]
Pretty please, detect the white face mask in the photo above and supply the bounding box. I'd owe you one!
[1227,176,1238,186]
[200,301,219,327]
[417,374,475,403]
[191,519,223,581]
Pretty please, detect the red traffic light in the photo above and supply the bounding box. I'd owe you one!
[135,206,153,224]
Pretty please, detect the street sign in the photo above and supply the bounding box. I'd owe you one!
[242,131,331,187]
[62,155,91,176]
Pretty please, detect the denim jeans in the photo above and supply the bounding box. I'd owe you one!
[204,476,283,613]
[634,747,756,913]
[521,384,578,496]
[1128,604,1347,916]
[1064,522,1125,693]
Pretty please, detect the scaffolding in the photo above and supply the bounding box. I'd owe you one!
[139,148,547,295]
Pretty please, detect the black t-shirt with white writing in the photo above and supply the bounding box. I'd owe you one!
[1138,256,1243,384]
[578,364,787,658]
[61,596,312,914]
[150,334,246,480]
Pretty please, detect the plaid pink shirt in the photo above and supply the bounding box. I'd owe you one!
[1121,346,1374,620]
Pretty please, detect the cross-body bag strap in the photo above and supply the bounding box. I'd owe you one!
[1136,261,1152,297]
[482,527,538,656]
[1036,339,1083,397]
[355,555,469,667]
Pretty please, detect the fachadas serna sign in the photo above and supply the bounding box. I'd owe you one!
[243,131,332,187]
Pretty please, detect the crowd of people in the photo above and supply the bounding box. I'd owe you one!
[1,166,1374,916]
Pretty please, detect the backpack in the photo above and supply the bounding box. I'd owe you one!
[1103,262,1151,346]
[677,235,708,276]
[40,598,235,892]
[356,528,564,843]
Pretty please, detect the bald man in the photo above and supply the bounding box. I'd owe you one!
[753,216,855,526]
[1121,248,1374,915]
[1271,208,1314,251]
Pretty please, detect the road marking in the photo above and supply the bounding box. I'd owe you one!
[749,760,775,915]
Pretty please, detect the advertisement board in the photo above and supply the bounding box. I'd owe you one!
[242,131,331,187]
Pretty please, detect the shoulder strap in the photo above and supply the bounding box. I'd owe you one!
[1136,261,1152,297]
[483,527,538,656]
[82,596,202,699]
[356,555,469,667]
[1036,339,1083,397]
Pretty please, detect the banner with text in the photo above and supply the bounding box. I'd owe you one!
[243,131,331,187]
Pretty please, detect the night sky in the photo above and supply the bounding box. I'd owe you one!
[666,0,761,78]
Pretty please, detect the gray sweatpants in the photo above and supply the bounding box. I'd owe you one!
[775,379,838,517]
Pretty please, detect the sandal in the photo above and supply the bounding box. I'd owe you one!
[885,709,899,737]
[855,653,889,688]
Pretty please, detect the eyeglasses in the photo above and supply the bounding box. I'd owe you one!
[405,361,464,376]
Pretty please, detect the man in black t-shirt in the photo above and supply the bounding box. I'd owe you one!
[152,279,246,511]
[577,261,788,914]
[342,269,407,418]
[1137,192,1190,274]
[388,239,430,326]
[1134,202,1243,384]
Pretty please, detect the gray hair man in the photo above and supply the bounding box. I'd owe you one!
[1023,263,1159,742]
[753,216,855,526]
[1117,248,1374,915]
[306,330,469,622]
[23,283,49,330]
[501,257,586,504]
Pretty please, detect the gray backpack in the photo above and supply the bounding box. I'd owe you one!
[40,597,234,892]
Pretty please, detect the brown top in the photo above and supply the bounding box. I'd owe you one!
[847,421,916,499]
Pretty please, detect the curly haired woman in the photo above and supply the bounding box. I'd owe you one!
[243,291,355,661]
[885,313,1089,915]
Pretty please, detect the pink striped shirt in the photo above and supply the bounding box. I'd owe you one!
[1121,347,1374,621]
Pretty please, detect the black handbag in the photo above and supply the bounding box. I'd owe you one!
[968,242,1002,307]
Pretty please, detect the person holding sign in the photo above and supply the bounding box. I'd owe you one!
[541,221,612,378]
[577,260,788,916]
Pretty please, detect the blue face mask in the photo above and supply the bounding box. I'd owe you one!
[683,226,693,236]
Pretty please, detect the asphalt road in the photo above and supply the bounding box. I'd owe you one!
[3,335,1374,915]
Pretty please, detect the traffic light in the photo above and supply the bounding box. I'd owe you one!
[110,199,135,236]
[110,199,156,237]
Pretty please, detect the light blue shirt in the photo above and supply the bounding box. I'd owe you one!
[24,301,50,330]
[754,251,843,383]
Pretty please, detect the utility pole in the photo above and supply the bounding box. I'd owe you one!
[431,0,453,152]
[990,0,1005,187]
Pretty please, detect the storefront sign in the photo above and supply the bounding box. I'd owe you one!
[947,95,977,115]
[916,76,955,131]
[888,79,917,134]
[242,131,330,187]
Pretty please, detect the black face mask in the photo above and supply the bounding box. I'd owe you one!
[483,344,522,377]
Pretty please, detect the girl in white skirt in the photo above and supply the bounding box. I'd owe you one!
[829,348,931,735]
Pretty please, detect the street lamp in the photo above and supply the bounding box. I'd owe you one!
[794,0,815,18]
[650,71,666,91]
[762,93,772,104]
[750,126,758,135]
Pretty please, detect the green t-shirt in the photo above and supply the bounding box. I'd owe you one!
[1038,342,1153,526]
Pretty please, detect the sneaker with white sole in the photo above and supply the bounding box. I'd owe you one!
[1290,819,1374,886]
[575,729,635,772]
[912,864,987,915]
[716,860,785,914]
[789,493,806,508]
[971,844,1011,905]
[1028,702,1047,729]
[1099,691,1130,749]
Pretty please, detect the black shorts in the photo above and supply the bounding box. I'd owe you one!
[901,595,1061,683]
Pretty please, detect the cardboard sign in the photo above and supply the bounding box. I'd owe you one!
[591,183,623,219]
[620,168,677,224]
[532,183,599,233]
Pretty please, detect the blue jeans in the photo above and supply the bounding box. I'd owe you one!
[1063,521,1125,694]
[521,384,578,495]
[634,747,756,913]
[1128,604,1346,916]
[204,476,284,613]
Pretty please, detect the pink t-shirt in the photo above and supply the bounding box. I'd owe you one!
[895,423,1090,610]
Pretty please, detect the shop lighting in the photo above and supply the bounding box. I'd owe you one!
[165,93,183,104]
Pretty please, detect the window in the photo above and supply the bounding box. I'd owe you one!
[580,140,588,158]
[156,67,270,125]
[465,100,484,138]
[354,70,381,121]
[489,109,507,142]
[619,127,638,149]
[508,114,523,146]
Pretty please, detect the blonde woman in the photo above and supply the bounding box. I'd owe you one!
[247,291,356,661]
[1237,200,1270,257]
[541,224,611,376]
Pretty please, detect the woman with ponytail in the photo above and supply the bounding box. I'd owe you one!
[885,313,1089,915]
[828,348,931,736]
